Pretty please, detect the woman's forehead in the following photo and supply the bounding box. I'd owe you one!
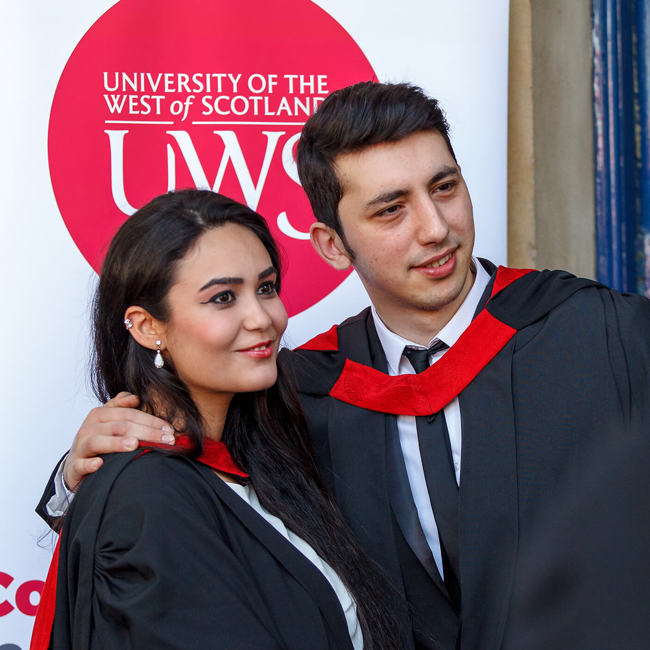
[174,224,272,285]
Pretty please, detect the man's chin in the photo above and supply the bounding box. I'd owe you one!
[414,281,471,314]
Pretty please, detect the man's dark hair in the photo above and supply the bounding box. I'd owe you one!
[297,81,456,235]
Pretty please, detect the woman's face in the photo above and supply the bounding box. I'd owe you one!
[160,223,287,414]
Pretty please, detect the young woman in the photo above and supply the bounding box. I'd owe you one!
[32,190,401,649]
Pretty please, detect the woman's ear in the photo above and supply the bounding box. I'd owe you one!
[123,306,165,352]
[309,222,353,270]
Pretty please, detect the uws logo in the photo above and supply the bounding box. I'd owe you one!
[48,0,375,316]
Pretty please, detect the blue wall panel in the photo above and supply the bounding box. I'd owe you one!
[593,0,650,296]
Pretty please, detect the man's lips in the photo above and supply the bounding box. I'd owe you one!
[412,249,456,277]
[238,340,274,359]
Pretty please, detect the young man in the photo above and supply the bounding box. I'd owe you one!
[39,82,650,649]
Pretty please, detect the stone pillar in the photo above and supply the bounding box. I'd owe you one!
[508,0,596,278]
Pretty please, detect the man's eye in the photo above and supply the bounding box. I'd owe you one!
[435,181,456,193]
[257,281,277,295]
[206,290,235,305]
[377,204,401,217]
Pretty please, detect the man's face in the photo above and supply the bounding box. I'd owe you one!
[332,130,475,336]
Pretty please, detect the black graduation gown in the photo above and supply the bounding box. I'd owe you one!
[48,450,355,650]
[281,261,650,650]
[501,429,650,650]
[37,262,650,649]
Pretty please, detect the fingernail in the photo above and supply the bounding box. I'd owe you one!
[161,434,175,445]
[162,425,174,434]
[123,438,138,450]
[92,459,103,470]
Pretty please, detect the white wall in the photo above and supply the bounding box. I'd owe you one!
[0,1,508,646]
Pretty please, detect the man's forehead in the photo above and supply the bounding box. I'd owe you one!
[333,131,458,196]
[332,129,451,161]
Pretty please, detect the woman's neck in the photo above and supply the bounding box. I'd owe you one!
[147,389,233,442]
[192,391,234,442]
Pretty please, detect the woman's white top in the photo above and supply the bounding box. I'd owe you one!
[226,481,363,650]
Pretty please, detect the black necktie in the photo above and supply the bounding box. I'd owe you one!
[403,340,449,373]
[403,342,461,609]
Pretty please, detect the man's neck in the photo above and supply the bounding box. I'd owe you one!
[372,264,478,346]
[371,258,491,350]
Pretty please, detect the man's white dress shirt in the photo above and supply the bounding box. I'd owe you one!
[370,258,490,577]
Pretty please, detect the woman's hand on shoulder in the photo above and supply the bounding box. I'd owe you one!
[63,392,175,490]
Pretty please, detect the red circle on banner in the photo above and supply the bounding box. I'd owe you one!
[48,0,375,316]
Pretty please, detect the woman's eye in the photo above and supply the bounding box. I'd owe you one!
[257,281,277,296]
[207,290,235,305]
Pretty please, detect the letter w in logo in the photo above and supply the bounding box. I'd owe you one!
[167,130,284,211]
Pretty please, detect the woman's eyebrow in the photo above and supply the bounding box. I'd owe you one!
[198,267,276,292]
[258,266,276,279]
[198,277,243,292]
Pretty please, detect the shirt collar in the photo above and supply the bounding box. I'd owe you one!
[371,257,491,374]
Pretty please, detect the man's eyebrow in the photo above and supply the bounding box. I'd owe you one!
[429,165,459,185]
[365,165,460,209]
[198,266,276,292]
[366,189,408,209]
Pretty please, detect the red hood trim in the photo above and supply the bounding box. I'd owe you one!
[327,266,532,415]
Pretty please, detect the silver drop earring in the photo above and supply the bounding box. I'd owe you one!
[154,340,164,369]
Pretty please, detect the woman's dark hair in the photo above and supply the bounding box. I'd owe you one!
[92,189,403,649]
[93,189,283,437]
[297,81,456,237]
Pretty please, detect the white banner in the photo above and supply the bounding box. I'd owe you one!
[0,1,508,646]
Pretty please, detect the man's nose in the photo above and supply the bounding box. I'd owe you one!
[414,195,449,245]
